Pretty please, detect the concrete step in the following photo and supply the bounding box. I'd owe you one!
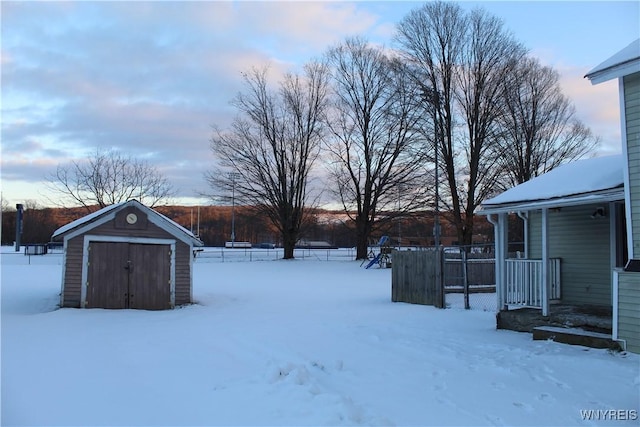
[533,326,622,350]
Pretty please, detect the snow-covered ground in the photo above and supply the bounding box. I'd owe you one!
[1,248,638,426]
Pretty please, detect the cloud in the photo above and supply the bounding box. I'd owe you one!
[553,64,622,155]
[2,1,387,205]
[1,1,630,207]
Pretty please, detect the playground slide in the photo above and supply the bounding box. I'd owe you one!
[365,253,381,269]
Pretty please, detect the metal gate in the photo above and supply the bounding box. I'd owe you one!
[87,242,171,310]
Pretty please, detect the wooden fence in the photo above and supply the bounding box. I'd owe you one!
[391,250,444,308]
[392,249,498,309]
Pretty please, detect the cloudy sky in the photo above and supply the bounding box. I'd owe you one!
[2,1,639,208]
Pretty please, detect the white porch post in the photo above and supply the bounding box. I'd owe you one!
[488,214,504,310]
[500,213,509,310]
[541,208,549,316]
[612,270,619,341]
[517,211,529,259]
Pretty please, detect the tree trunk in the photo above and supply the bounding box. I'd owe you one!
[282,232,296,259]
[355,217,372,260]
[356,233,369,260]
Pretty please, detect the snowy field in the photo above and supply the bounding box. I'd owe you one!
[1,248,638,426]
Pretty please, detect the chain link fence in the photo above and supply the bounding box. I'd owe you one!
[443,244,497,311]
[193,247,357,263]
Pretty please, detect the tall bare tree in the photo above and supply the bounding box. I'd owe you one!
[207,63,329,259]
[324,37,432,259]
[494,56,599,190]
[396,2,525,247]
[47,148,175,212]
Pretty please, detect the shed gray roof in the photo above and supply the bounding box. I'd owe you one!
[51,200,204,246]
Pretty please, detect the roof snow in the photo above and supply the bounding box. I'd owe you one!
[482,155,623,207]
[51,202,123,238]
[585,39,640,84]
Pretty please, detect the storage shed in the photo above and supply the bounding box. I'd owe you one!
[52,200,203,310]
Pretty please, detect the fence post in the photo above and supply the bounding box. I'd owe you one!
[462,249,469,310]
[436,247,444,308]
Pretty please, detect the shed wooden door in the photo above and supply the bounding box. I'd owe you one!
[87,242,171,310]
[87,242,129,309]
[129,243,171,310]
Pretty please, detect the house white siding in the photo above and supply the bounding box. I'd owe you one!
[620,71,640,353]
[624,72,640,257]
[528,204,611,307]
[617,271,640,353]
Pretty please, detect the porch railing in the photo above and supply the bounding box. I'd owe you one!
[504,258,561,308]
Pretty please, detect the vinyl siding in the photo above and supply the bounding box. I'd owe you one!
[528,204,611,307]
[174,240,192,306]
[624,73,640,257]
[617,271,640,353]
[61,236,84,307]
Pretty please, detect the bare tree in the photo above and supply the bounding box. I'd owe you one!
[207,62,329,259]
[47,148,175,212]
[396,2,525,247]
[494,56,599,190]
[324,37,432,259]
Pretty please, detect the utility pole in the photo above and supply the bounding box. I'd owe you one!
[397,185,401,249]
[434,140,440,248]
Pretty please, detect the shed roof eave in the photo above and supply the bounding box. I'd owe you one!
[51,203,124,240]
[478,189,625,215]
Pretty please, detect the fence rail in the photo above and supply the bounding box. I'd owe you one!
[505,258,561,308]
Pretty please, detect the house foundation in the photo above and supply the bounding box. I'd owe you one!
[497,304,622,350]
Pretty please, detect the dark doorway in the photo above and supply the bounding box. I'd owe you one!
[87,242,171,310]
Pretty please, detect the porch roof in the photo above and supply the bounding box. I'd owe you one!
[585,39,640,84]
[479,155,624,215]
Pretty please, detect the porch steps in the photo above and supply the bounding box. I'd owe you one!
[533,326,622,350]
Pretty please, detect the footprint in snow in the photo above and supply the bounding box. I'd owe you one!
[512,401,534,412]
[537,392,555,402]
[491,381,506,390]
[484,414,505,426]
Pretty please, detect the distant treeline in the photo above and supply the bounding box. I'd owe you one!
[0,204,504,248]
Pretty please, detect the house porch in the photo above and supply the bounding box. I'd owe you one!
[497,304,622,350]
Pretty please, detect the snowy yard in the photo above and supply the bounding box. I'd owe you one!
[1,249,638,426]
